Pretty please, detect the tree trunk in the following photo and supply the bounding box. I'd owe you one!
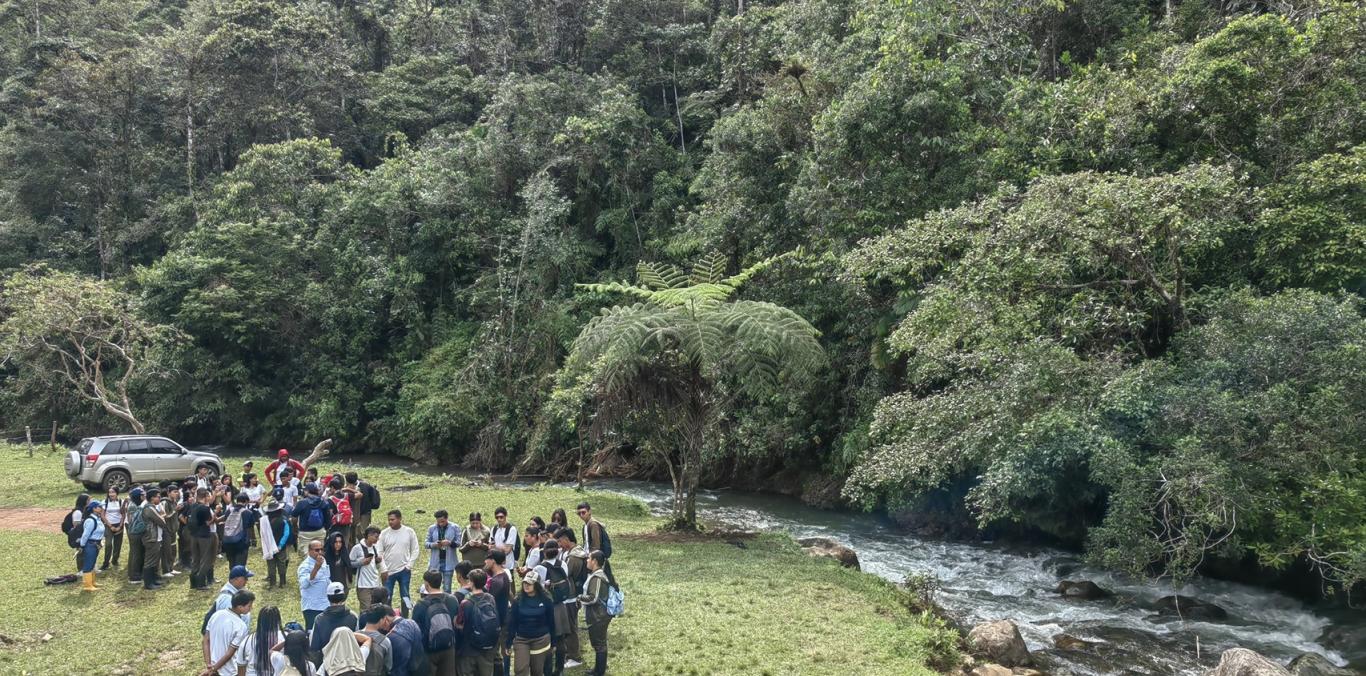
[300,438,333,469]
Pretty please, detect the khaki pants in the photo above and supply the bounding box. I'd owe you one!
[429,646,457,676]
[457,649,498,676]
[357,586,376,610]
[354,512,371,538]
[142,539,163,587]
[512,635,550,676]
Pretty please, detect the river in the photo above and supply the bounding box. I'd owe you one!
[553,479,1362,675]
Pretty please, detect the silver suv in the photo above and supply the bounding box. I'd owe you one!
[64,435,225,492]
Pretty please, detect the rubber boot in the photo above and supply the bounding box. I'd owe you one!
[593,651,607,676]
[82,572,98,591]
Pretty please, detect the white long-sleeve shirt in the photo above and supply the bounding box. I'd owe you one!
[377,525,420,574]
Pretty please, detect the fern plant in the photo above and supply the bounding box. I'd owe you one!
[552,252,825,528]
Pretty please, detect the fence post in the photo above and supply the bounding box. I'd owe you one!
[50,421,57,453]
[26,426,33,457]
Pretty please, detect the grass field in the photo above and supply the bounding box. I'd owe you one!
[0,444,956,675]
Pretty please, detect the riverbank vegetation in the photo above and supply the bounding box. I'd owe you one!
[0,444,956,674]
[0,1,1362,594]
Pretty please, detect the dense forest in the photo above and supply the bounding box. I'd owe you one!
[0,0,1362,592]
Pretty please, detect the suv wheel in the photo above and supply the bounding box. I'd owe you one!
[102,469,131,492]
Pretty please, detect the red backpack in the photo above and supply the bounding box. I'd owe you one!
[332,493,353,526]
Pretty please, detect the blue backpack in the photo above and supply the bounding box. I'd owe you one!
[605,584,625,617]
[299,500,326,531]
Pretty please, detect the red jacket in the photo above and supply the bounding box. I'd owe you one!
[264,458,305,485]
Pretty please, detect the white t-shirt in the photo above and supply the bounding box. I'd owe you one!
[105,499,124,526]
[205,609,250,676]
[235,630,285,676]
[282,483,300,509]
[490,523,519,560]
[243,485,265,506]
[350,542,381,589]
[270,652,316,676]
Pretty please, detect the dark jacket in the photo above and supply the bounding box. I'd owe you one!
[293,495,334,532]
[504,594,556,648]
[387,616,430,676]
[308,604,359,663]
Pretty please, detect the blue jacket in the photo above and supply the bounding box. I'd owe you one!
[292,496,333,532]
[387,616,429,676]
[297,556,331,611]
[425,522,463,572]
[78,514,105,547]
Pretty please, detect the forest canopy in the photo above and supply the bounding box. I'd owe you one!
[0,0,1362,587]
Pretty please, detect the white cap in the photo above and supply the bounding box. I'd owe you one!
[327,582,346,596]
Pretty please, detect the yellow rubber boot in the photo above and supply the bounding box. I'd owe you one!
[82,572,98,591]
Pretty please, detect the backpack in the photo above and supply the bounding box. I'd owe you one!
[62,511,81,548]
[128,503,147,536]
[539,561,573,604]
[223,507,245,542]
[425,598,456,651]
[332,494,353,527]
[466,595,500,651]
[299,500,327,531]
[605,584,625,617]
[362,482,381,511]
[598,523,612,559]
[201,590,234,634]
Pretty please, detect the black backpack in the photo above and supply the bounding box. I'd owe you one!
[362,482,381,512]
[466,595,500,651]
[425,598,456,651]
[539,561,574,604]
[62,511,81,549]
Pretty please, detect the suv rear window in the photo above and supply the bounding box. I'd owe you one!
[77,439,94,453]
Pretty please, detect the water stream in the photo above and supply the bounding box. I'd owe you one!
[564,479,1362,675]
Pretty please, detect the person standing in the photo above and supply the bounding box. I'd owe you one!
[265,499,295,589]
[577,552,612,676]
[324,531,354,592]
[575,503,615,586]
[489,508,519,575]
[66,493,90,574]
[264,449,304,486]
[293,484,333,546]
[358,604,395,676]
[200,589,256,676]
[222,493,258,569]
[298,539,331,630]
[309,581,359,666]
[378,510,420,617]
[126,487,146,585]
[459,513,491,569]
[162,484,183,577]
[350,472,381,541]
[504,570,556,676]
[425,511,461,594]
[456,569,501,676]
[139,488,170,590]
[534,541,573,675]
[556,529,588,669]
[215,565,256,626]
[352,526,383,609]
[78,500,106,592]
[190,488,218,590]
[484,551,514,676]
[99,487,127,571]
[412,570,459,676]
[234,605,284,676]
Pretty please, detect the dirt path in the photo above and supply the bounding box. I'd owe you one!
[0,507,68,533]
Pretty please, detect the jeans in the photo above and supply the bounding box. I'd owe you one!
[441,569,454,593]
[386,569,412,615]
[81,541,101,573]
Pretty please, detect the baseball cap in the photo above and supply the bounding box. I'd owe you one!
[521,569,541,586]
[229,565,254,580]
[327,582,346,596]
[278,449,289,458]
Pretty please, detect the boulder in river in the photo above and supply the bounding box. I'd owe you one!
[1052,634,1096,651]
[796,537,860,570]
[968,665,1012,676]
[967,620,1032,668]
[1055,580,1112,600]
[1206,648,1291,676]
[1041,556,1084,578]
[1286,653,1354,676]
[1156,594,1229,621]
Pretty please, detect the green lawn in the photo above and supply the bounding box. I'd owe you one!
[0,444,956,675]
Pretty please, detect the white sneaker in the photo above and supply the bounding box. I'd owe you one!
[565,659,583,668]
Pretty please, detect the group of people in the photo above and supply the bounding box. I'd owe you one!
[62,451,623,676]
